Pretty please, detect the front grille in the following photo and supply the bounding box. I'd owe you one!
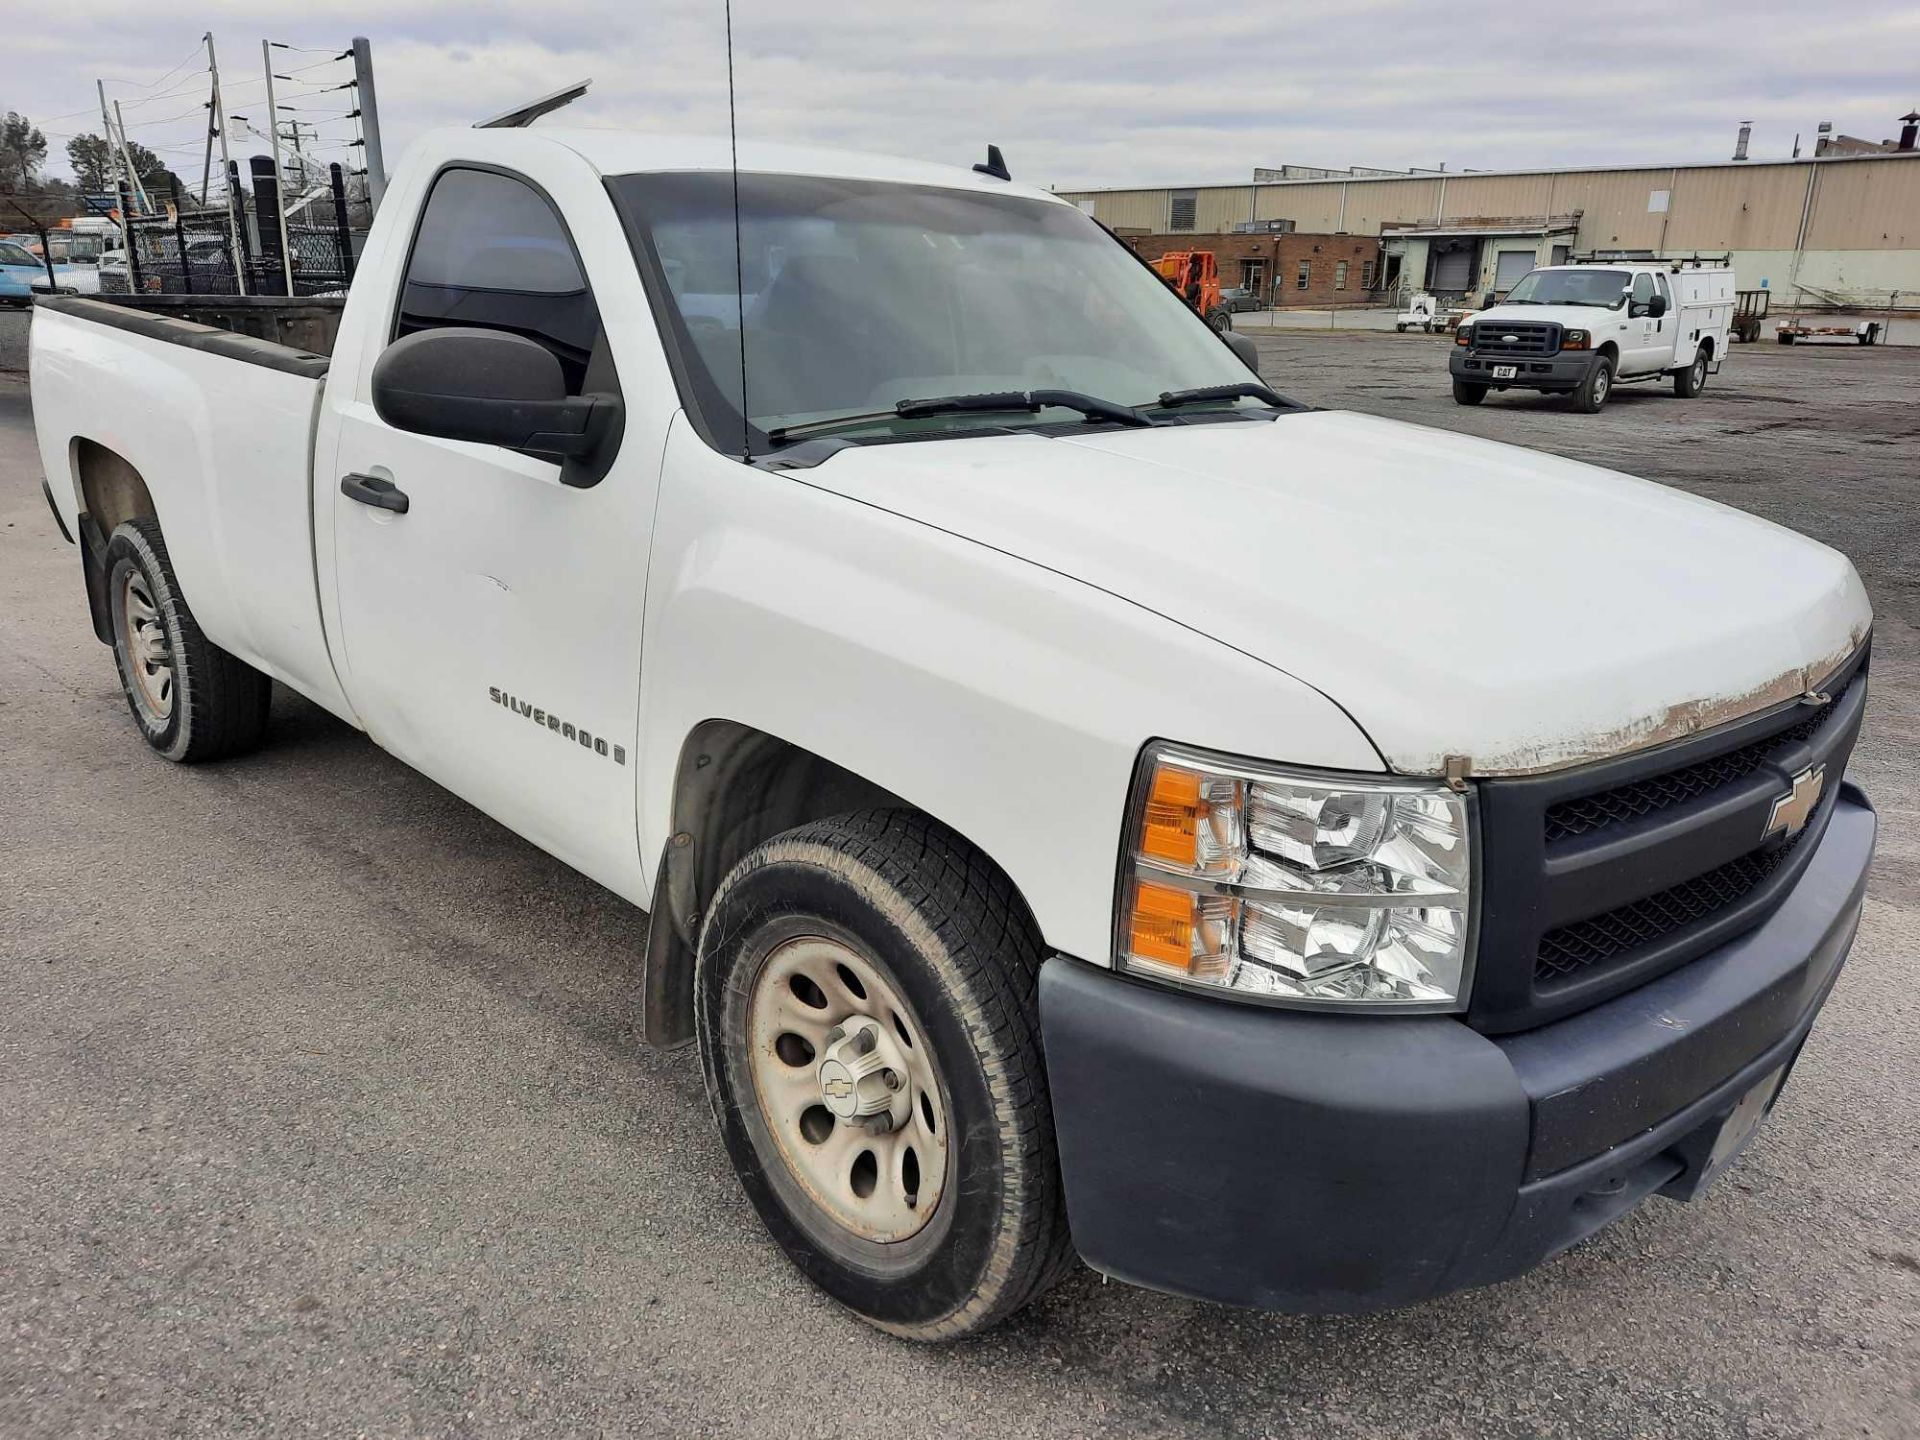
[1472,322,1558,356]
[1543,676,1854,844]
[1468,644,1868,1034]
[1535,830,1804,983]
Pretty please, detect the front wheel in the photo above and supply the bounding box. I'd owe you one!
[1571,355,1614,413]
[695,810,1074,1340]
[1673,351,1708,398]
[1395,322,1408,333]
[1451,378,1488,406]
[105,518,272,762]
[1207,308,1232,333]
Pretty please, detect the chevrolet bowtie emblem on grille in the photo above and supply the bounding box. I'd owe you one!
[1765,764,1825,840]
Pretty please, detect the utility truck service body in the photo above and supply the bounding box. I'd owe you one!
[1452,259,1734,411]
[31,128,1876,1340]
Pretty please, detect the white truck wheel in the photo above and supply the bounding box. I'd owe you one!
[694,809,1075,1340]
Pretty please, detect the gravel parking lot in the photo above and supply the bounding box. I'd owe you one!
[2,307,1917,1438]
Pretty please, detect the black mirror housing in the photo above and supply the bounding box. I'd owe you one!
[372,327,621,478]
[1647,294,1669,318]
[1225,329,1261,374]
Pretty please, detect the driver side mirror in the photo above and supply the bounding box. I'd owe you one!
[1225,329,1261,374]
[1646,294,1668,318]
[372,327,622,484]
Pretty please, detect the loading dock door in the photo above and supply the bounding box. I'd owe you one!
[1495,249,1537,293]
[1429,243,1474,294]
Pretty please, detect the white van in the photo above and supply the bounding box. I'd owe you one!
[1451,258,1734,412]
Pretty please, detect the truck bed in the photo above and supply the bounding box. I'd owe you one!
[33,293,344,372]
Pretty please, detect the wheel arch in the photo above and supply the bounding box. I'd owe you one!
[638,718,1045,1049]
[69,438,161,644]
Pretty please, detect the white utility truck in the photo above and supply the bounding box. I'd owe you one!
[1451,257,1734,412]
[30,129,1874,1340]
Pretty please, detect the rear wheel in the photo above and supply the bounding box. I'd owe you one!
[1451,378,1488,406]
[1673,350,1708,398]
[1207,308,1231,333]
[1571,355,1614,413]
[695,810,1074,1340]
[105,518,272,762]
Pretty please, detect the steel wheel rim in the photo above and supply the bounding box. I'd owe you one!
[746,935,949,1243]
[120,569,174,720]
[1594,367,1610,402]
[1693,356,1707,388]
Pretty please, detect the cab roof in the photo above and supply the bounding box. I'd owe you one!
[419,125,1069,208]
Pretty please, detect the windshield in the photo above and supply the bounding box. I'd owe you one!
[0,242,38,267]
[609,172,1256,449]
[1503,268,1629,308]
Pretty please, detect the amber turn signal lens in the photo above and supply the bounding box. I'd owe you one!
[1140,764,1203,868]
[1127,879,1197,970]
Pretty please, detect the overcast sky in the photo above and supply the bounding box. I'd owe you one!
[7,1,1918,193]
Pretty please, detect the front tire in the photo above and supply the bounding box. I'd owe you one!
[1451,378,1488,406]
[1207,308,1231,333]
[695,810,1073,1340]
[1572,355,1614,413]
[105,518,272,762]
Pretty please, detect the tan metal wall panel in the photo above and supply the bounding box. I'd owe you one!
[1437,173,1555,222]
[1803,160,1920,249]
[1194,186,1255,232]
[1661,165,1806,250]
[1252,180,1348,232]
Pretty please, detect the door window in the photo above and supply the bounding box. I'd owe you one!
[396,167,603,393]
[1629,272,1655,316]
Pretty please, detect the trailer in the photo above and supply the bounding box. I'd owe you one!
[1730,289,1770,343]
[1777,318,1881,345]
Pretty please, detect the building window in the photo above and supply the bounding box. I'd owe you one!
[1335,260,1349,290]
[1169,191,1196,232]
[1296,260,1311,290]
[1361,259,1377,290]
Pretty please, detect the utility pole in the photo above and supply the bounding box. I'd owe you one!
[96,81,133,268]
[111,100,152,214]
[205,32,248,295]
[351,37,387,214]
[262,41,293,296]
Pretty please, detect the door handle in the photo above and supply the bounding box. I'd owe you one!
[341,472,409,514]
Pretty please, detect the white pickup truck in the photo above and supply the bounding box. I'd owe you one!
[1451,258,1734,412]
[31,127,1875,1341]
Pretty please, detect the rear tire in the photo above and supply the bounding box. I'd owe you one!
[1451,378,1488,406]
[695,810,1074,1340]
[1571,355,1614,413]
[1207,308,1231,333]
[1395,323,1407,333]
[1673,350,1708,398]
[105,518,272,762]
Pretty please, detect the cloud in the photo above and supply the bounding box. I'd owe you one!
[4,0,1916,192]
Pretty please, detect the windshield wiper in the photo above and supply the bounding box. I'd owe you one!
[896,389,1150,427]
[1155,382,1290,411]
[766,389,1149,446]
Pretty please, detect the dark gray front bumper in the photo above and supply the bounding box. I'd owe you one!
[1450,347,1595,390]
[1039,784,1875,1314]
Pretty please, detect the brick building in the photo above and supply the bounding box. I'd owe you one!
[1123,231,1385,308]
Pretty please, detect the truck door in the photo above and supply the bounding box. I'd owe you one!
[325,163,659,904]
[1623,272,1665,374]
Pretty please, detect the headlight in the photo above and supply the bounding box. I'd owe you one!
[1454,326,1472,346]
[1562,328,1590,350]
[1116,743,1474,1010]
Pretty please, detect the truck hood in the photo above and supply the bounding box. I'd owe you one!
[1472,302,1624,332]
[797,411,1870,776]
